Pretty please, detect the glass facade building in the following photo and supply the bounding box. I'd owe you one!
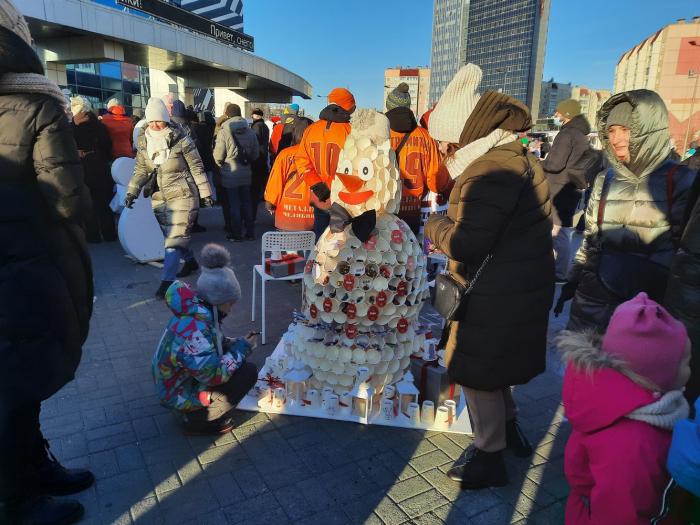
[65,62,151,116]
[429,0,550,119]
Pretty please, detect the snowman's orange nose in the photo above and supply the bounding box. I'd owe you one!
[337,173,364,192]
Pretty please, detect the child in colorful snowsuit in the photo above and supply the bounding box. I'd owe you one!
[152,243,258,434]
[557,292,691,525]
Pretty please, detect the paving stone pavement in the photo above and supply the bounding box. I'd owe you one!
[41,207,574,524]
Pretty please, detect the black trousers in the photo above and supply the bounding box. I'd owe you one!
[0,401,44,504]
[312,206,330,241]
[183,362,258,431]
[215,183,233,234]
[85,187,116,242]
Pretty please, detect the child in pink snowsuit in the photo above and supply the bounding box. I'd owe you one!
[557,292,691,525]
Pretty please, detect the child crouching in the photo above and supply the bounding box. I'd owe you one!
[152,243,259,435]
[557,292,691,525]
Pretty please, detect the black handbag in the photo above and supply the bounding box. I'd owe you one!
[432,152,534,320]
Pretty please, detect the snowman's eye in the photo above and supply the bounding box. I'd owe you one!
[358,158,373,181]
[338,159,352,175]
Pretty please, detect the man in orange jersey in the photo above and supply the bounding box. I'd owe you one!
[264,118,315,231]
[295,87,355,239]
[385,83,450,233]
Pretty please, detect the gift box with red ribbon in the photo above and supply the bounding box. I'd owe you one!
[264,254,306,278]
[410,356,459,406]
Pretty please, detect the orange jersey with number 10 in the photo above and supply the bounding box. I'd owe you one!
[264,145,315,231]
[389,126,448,228]
[295,120,352,190]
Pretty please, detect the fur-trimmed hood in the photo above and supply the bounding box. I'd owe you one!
[557,330,661,434]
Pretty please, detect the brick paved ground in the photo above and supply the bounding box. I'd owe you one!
[41,207,573,524]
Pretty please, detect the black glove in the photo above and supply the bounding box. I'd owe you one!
[123,193,137,209]
[200,196,214,208]
[553,281,578,317]
[311,182,331,202]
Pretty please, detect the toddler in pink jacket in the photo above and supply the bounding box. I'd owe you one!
[557,292,691,525]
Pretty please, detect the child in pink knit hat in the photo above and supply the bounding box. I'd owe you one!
[557,292,691,525]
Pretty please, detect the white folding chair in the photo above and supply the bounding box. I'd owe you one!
[252,231,316,344]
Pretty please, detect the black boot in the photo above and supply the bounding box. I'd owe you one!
[4,495,84,525]
[36,441,94,496]
[506,419,533,457]
[447,445,508,490]
[155,280,174,299]
[176,259,199,278]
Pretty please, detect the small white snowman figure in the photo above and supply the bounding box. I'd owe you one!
[290,109,429,398]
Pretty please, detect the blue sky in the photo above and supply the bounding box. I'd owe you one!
[245,0,699,119]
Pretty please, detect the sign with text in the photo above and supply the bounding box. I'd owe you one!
[116,0,254,52]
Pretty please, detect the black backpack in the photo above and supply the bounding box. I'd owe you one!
[568,148,605,189]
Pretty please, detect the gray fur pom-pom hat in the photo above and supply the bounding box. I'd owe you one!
[196,244,241,305]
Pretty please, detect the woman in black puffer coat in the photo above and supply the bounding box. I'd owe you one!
[0,2,95,523]
[71,95,116,242]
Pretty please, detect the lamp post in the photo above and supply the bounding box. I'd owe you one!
[682,40,700,154]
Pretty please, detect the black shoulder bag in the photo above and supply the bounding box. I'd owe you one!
[432,153,535,320]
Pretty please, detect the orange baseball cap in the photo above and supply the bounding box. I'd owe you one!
[328,88,356,113]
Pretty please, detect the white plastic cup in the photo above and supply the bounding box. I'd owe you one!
[323,394,339,416]
[382,384,396,400]
[421,401,435,425]
[444,400,457,424]
[322,386,334,402]
[435,406,450,430]
[273,387,286,409]
[339,392,353,415]
[306,389,320,409]
[381,399,394,421]
[408,402,421,426]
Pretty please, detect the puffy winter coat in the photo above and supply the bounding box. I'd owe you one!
[0,29,93,402]
[128,124,211,249]
[665,194,700,403]
[251,118,270,165]
[152,282,252,412]
[568,91,697,332]
[560,332,679,525]
[71,111,113,196]
[424,93,554,390]
[213,116,260,189]
[101,105,134,159]
[542,114,596,226]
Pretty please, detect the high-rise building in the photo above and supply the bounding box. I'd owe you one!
[429,0,551,119]
[539,79,572,119]
[570,86,612,130]
[384,67,431,119]
[615,17,700,152]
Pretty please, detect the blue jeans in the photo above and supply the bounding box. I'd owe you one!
[227,186,254,238]
[162,246,194,281]
[313,205,330,241]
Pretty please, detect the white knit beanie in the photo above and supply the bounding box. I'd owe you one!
[70,95,92,116]
[106,97,120,110]
[0,0,32,47]
[429,64,483,144]
[145,97,170,123]
[196,244,241,306]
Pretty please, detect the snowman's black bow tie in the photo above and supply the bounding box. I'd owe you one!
[328,203,376,242]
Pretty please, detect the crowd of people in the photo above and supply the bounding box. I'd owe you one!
[2,0,700,522]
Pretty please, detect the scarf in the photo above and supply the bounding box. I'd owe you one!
[0,72,66,106]
[626,390,689,430]
[319,104,352,123]
[386,106,417,134]
[444,128,516,179]
[145,126,172,166]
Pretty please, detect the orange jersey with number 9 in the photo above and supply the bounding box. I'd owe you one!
[389,126,448,228]
[264,145,315,231]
